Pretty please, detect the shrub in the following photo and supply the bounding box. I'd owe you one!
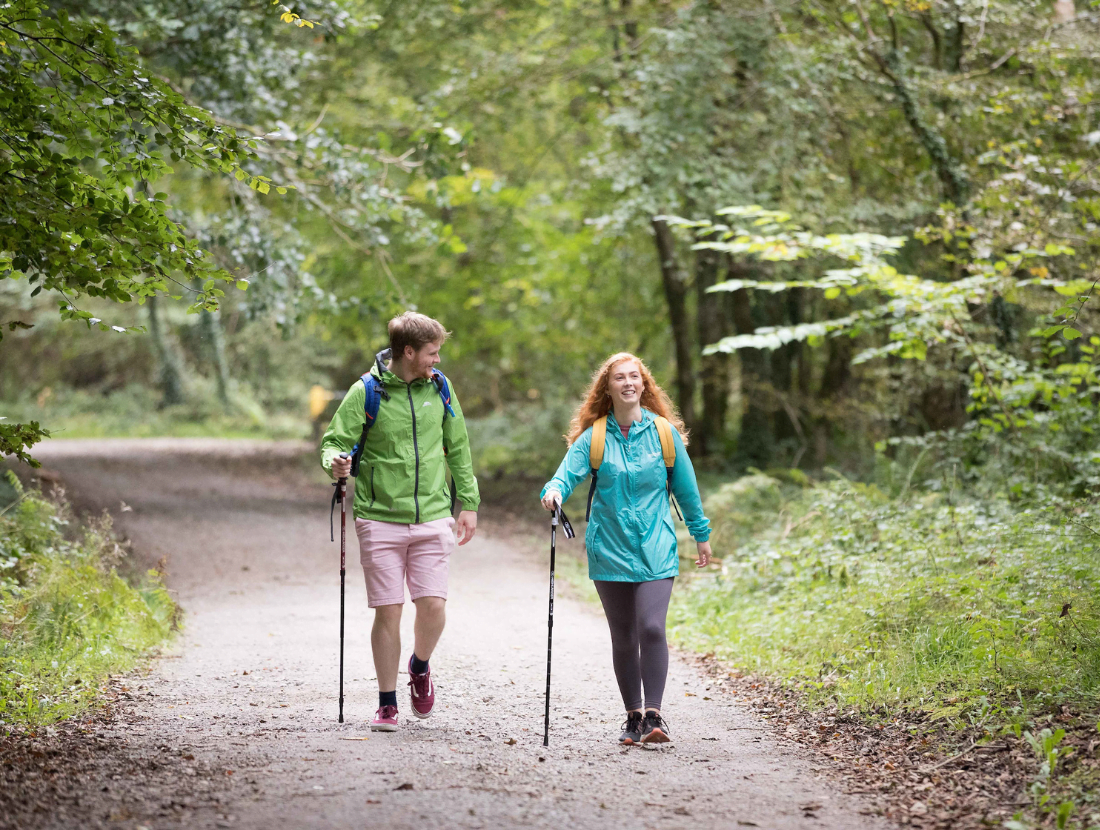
[0,473,176,728]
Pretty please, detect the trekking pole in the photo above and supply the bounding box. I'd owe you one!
[543,508,556,747]
[331,452,350,724]
[543,504,573,747]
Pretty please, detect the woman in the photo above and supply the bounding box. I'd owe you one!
[540,352,711,745]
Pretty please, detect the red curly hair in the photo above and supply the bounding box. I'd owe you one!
[566,352,689,446]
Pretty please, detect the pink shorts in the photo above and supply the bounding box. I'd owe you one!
[355,517,456,608]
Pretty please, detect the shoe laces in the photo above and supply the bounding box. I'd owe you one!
[407,671,432,697]
[644,711,667,730]
[377,705,398,718]
[621,711,643,732]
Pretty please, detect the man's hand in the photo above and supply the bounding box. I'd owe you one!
[455,510,477,546]
[331,455,352,479]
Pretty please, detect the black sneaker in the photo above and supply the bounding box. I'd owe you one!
[619,711,644,745]
[640,710,671,744]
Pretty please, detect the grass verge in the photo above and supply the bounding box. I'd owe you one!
[8,382,310,443]
[0,472,176,730]
[669,472,1100,829]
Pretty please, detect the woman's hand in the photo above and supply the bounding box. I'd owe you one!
[541,490,562,512]
[695,541,712,568]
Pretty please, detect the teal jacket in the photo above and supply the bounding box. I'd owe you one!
[540,410,710,582]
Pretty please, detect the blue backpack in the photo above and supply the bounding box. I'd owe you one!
[349,349,458,512]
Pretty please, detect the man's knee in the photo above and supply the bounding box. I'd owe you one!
[373,603,403,632]
[413,595,446,619]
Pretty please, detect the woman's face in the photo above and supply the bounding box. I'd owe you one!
[608,360,644,408]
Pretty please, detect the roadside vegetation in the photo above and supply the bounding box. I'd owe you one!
[0,473,176,729]
[667,450,1100,828]
[673,470,1100,716]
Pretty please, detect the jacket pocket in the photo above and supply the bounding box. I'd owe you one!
[585,523,600,567]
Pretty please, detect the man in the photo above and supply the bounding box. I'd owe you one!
[321,312,479,731]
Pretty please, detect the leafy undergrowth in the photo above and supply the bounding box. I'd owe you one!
[0,473,176,729]
[670,472,1100,828]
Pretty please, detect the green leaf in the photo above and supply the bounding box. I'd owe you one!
[824,287,841,300]
[1063,327,1082,341]
[1056,801,1074,830]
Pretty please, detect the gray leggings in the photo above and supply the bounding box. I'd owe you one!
[593,578,675,712]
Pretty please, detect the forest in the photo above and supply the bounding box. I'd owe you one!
[3,0,1100,827]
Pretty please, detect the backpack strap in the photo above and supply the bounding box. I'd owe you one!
[585,417,608,521]
[431,369,459,513]
[350,373,387,478]
[431,369,457,418]
[653,416,683,520]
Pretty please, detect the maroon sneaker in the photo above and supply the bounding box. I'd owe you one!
[407,656,435,719]
[370,704,399,732]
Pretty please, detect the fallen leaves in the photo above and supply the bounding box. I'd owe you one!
[688,651,1100,830]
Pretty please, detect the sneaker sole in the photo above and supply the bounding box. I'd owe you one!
[619,737,638,746]
[641,729,670,744]
[410,706,433,720]
[369,723,399,732]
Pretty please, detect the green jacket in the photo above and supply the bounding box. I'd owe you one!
[320,366,480,524]
[540,410,710,582]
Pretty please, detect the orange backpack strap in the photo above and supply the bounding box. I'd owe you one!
[589,418,607,470]
[585,418,608,521]
[654,416,683,521]
[654,417,676,468]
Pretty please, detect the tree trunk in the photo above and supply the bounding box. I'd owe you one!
[147,295,186,407]
[652,217,697,437]
[695,247,732,457]
[885,49,968,203]
[192,279,231,407]
[813,335,852,466]
[729,265,773,469]
[767,292,798,446]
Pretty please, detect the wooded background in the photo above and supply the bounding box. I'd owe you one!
[3,0,1099,490]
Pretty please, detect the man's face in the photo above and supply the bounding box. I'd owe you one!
[404,341,442,379]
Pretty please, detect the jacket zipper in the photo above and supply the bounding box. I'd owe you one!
[407,384,420,523]
[369,467,377,506]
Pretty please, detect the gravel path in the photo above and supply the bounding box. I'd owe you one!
[23,438,890,830]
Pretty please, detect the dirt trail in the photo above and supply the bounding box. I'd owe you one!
[19,438,890,830]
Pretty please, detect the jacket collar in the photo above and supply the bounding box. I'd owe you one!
[605,408,655,442]
[370,362,430,388]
